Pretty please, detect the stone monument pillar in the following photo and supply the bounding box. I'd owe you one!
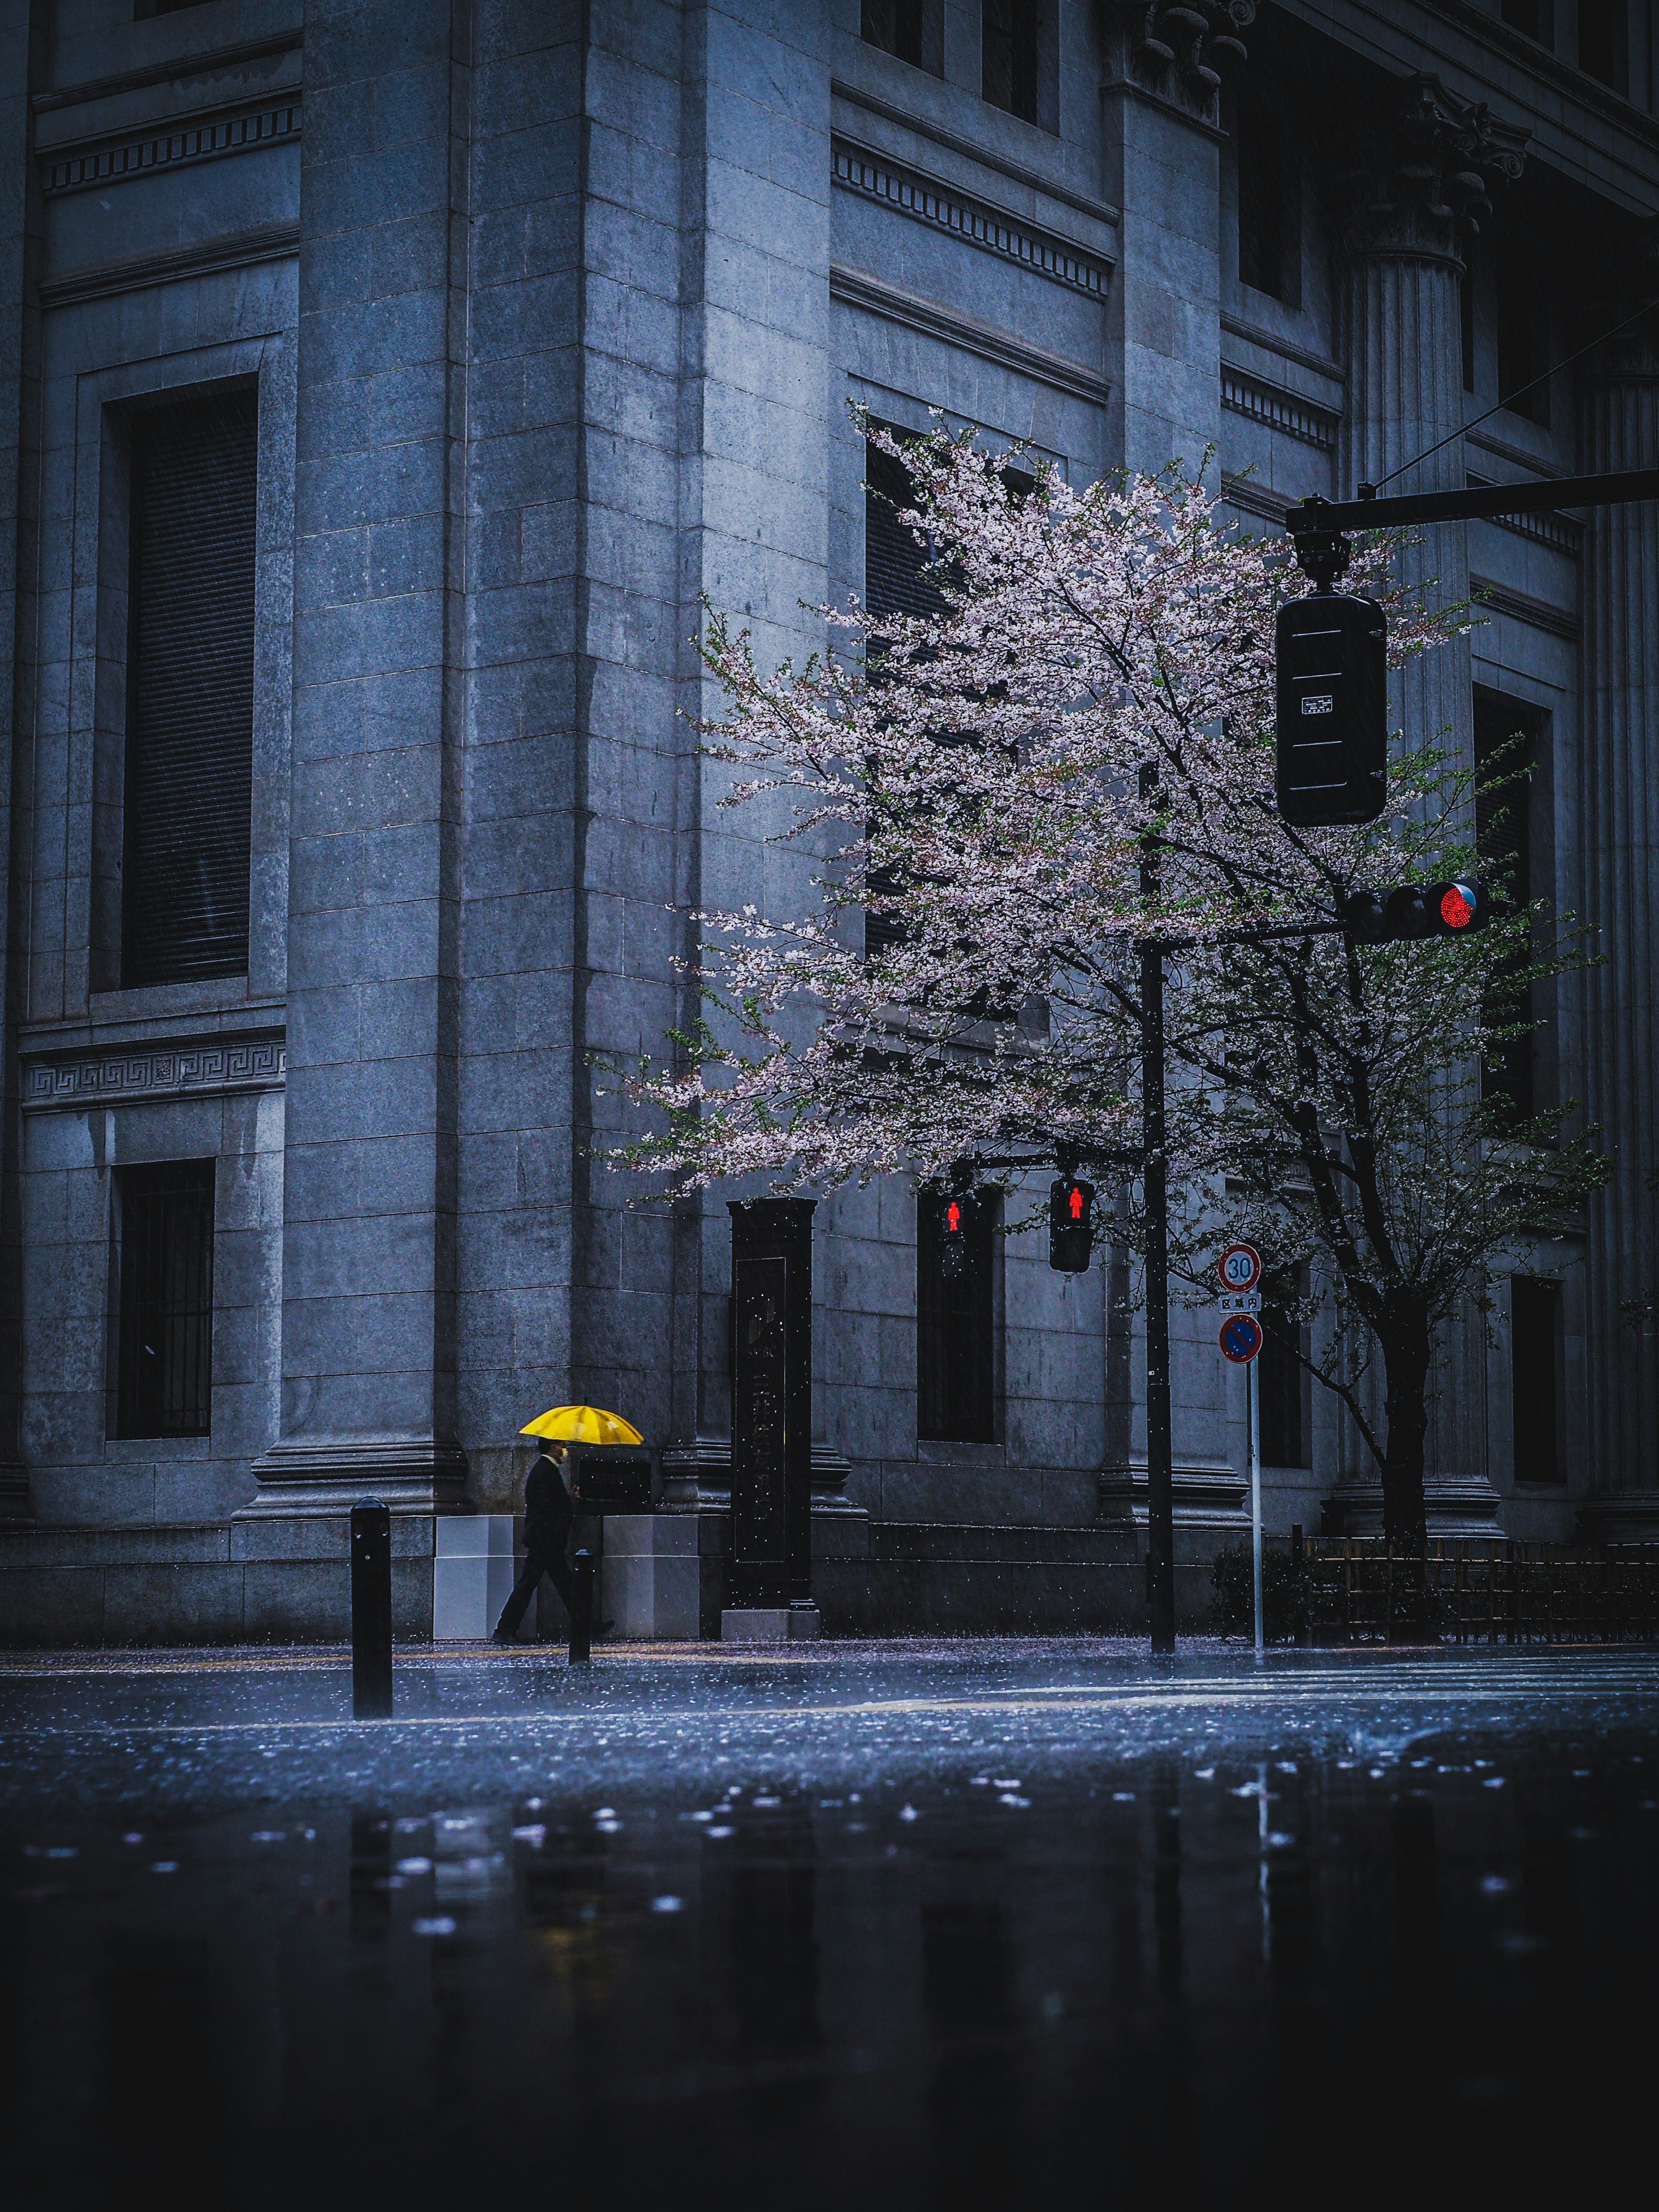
[1577,271,1659,1538]
[723,1197,818,1640]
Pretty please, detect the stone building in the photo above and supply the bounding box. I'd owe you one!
[0,0,1655,1640]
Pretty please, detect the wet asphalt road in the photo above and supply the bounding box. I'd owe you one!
[2,1639,1656,2211]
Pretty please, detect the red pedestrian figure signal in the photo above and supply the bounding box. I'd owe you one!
[1049,1176,1095,1273]
[947,1200,962,1234]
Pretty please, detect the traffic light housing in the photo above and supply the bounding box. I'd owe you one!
[938,1189,976,1281]
[1340,880,1485,943]
[1049,1176,1095,1273]
[1275,594,1387,826]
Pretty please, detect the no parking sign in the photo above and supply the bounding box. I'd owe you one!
[1219,1312,1264,1363]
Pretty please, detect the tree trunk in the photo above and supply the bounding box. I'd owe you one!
[1378,1313,1431,1554]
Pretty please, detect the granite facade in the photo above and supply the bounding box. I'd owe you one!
[2,0,1656,1639]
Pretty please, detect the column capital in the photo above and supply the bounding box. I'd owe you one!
[1106,2,1256,119]
[1344,72,1528,262]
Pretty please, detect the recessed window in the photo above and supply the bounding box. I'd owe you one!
[917,1190,997,1443]
[1510,1278,1561,1482]
[1576,0,1628,92]
[113,1161,216,1440]
[1237,109,1299,305]
[982,0,1058,131]
[1259,1266,1311,1468]
[1495,233,1547,425]
[861,0,941,73]
[123,387,257,988]
[1475,688,1543,1121]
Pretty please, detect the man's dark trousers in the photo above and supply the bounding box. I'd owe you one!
[494,1544,575,1639]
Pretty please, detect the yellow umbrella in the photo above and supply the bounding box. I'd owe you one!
[520,1404,645,1446]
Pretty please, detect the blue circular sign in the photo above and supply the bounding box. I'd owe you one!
[1219,1313,1264,1364]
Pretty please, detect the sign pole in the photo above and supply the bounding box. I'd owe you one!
[1249,1357,1263,1659]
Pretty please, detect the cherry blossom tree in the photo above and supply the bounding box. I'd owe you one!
[617,419,1604,1550]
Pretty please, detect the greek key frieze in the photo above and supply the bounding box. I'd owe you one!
[22,1034,286,1111]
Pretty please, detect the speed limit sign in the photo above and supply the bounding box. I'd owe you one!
[1217,1243,1261,1294]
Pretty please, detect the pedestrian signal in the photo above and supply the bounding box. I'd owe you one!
[1340,880,1484,943]
[1049,1176,1095,1273]
[1274,594,1386,826]
[938,1191,976,1281]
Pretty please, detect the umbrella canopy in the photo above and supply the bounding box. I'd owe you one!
[519,1404,645,1446]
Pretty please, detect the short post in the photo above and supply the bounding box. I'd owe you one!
[350,1500,393,1719]
[569,1547,594,1665]
[1249,1357,1264,1659]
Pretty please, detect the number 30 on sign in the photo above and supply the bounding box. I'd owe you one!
[1217,1243,1261,1292]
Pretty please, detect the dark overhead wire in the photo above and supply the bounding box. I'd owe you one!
[1361,292,1659,497]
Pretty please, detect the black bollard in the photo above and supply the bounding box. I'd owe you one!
[569,1547,593,1665]
[350,1499,394,1718]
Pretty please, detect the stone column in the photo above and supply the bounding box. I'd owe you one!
[1330,76,1525,1527]
[1101,4,1245,477]
[1577,300,1659,1537]
[245,0,473,1518]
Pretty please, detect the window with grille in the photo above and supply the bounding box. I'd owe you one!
[917,1190,997,1443]
[123,388,257,988]
[1511,1278,1561,1482]
[113,1161,215,1439]
[1475,688,1543,1120]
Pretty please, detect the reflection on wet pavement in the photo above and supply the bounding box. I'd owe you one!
[1,1641,1655,2209]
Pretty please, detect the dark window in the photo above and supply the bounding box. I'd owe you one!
[1495,233,1547,424]
[1576,0,1628,91]
[1259,1266,1311,1469]
[113,1160,215,1439]
[863,438,946,627]
[918,1190,997,1442]
[1500,0,1541,36]
[1238,114,1286,301]
[133,1,216,16]
[861,0,931,68]
[1475,688,1540,1120]
[124,388,257,988]
[1511,1278,1560,1482]
[983,0,1055,129]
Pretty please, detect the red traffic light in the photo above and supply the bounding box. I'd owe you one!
[1433,880,1479,931]
[1049,1176,1095,1274]
[945,1199,963,1236]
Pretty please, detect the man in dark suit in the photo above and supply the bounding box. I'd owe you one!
[492,1442,581,1643]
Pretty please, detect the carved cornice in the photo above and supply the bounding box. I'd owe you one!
[830,263,1112,408]
[830,79,1119,230]
[833,140,1112,297]
[39,96,300,196]
[38,221,299,308]
[1107,2,1255,118]
[1345,72,1528,260]
[1465,472,1583,557]
[21,1029,286,1111]
[1221,366,1339,450]
[1470,575,1580,643]
[33,28,302,111]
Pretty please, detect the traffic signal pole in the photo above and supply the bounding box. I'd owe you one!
[1141,938,1177,1655]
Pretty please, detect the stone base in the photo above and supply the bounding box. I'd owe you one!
[1096,1459,1250,1539]
[1322,1472,1506,1541]
[721,1604,821,1643]
[240,1435,470,1519]
[1576,1493,1659,1545]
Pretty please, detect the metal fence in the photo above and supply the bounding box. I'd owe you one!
[1293,1537,1659,1645]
